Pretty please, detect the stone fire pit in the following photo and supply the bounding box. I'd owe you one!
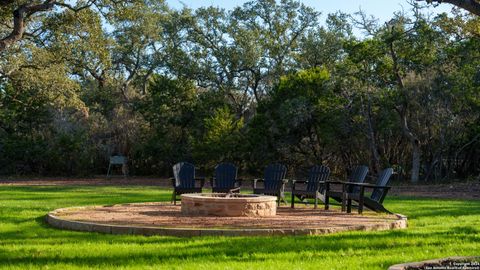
[181,193,277,217]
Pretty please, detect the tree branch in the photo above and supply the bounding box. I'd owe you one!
[54,1,96,13]
[0,0,99,52]
[0,0,55,52]
[0,0,14,7]
[419,0,480,16]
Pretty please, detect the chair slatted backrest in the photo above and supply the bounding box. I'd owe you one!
[348,165,369,183]
[173,162,195,188]
[348,165,369,193]
[306,165,330,193]
[371,168,393,202]
[264,163,287,191]
[214,163,237,189]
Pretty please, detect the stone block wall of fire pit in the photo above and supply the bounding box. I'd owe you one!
[181,193,277,217]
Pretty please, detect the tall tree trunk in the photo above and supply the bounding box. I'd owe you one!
[388,37,422,183]
[363,95,381,173]
[398,110,422,183]
[368,101,381,174]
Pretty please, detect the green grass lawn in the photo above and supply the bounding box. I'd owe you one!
[0,185,479,269]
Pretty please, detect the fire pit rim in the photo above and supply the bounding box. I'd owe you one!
[180,193,278,203]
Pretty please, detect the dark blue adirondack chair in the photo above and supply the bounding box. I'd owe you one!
[253,163,288,205]
[170,162,205,204]
[343,168,394,214]
[210,163,241,193]
[324,165,369,209]
[291,165,330,209]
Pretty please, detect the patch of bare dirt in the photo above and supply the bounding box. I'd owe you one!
[390,182,480,200]
[1,177,478,200]
[0,177,172,187]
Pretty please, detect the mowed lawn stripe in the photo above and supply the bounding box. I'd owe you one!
[0,186,478,269]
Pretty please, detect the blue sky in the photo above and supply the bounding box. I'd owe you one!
[166,0,453,24]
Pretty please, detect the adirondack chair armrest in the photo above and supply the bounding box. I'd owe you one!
[291,179,307,186]
[343,182,392,199]
[344,182,391,189]
[324,180,347,193]
[291,179,306,190]
[170,177,176,187]
[344,183,393,206]
[325,180,345,185]
[282,179,289,184]
[292,179,308,184]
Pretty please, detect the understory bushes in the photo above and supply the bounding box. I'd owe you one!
[1,68,479,182]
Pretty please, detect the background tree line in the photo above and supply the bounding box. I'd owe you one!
[0,0,479,182]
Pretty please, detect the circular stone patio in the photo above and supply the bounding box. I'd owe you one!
[46,202,407,237]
